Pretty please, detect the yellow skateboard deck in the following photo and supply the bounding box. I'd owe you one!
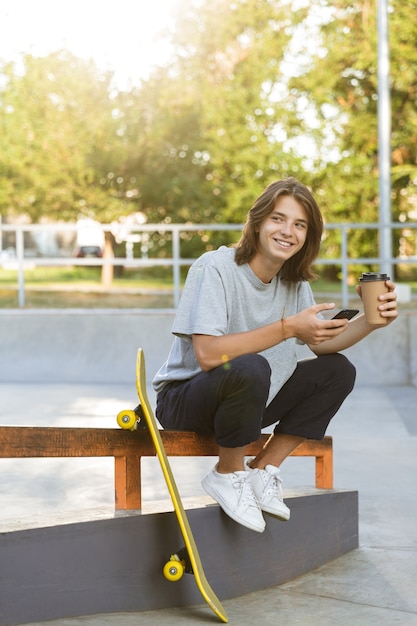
[117,348,228,623]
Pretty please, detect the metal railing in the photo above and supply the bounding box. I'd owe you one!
[1,221,416,308]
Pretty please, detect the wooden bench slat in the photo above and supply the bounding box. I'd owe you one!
[0,426,333,510]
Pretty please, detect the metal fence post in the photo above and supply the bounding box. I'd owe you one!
[377,0,393,278]
[16,226,25,308]
[341,226,349,308]
[172,227,181,307]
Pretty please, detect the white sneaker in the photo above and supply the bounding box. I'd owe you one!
[202,465,266,533]
[245,458,290,521]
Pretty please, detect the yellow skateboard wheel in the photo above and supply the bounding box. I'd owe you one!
[116,409,137,430]
[163,557,185,582]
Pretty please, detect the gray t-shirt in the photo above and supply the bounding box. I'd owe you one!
[152,246,316,404]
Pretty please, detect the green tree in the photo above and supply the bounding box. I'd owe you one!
[283,0,417,277]
[389,1,417,216]
[121,0,309,230]
[0,51,144,283]
[0,50,130,222]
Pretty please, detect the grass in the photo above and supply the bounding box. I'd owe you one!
[0,265,175,288]
[0,289,175,309]
[0,265,177,308]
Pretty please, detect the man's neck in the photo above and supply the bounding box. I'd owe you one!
[249,254,282,284]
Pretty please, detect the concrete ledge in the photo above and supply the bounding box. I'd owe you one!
[0,489,358,626]
[0,309,173,383]
[0,309,416,385]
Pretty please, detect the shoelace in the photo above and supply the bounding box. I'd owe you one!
[232,474,260,510]
[263,467,284,500]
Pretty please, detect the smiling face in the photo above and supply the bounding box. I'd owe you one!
[249,195,309,283]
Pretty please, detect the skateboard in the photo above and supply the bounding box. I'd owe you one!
[117,348,228,624]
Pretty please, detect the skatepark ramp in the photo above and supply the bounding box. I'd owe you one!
[0,309,416,385]
[0,309,414,624]
[0,378,357,625]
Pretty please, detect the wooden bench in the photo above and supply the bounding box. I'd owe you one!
[0,426,332,510]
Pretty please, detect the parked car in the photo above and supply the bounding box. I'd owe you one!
[74,245,103,258]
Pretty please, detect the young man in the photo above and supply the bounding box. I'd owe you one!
[152,177,398,533]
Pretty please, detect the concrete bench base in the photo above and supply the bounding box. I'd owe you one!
[0,488,358,626]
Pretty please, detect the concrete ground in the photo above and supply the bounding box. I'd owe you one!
[1,382,417,625]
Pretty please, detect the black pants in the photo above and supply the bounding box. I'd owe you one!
[155,353,356,448]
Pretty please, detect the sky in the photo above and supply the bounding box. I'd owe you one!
[0,0,179,87]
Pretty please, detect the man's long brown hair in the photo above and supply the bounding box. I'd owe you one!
[234,177,323,282]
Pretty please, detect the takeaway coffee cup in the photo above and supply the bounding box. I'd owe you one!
[359,272,390,325]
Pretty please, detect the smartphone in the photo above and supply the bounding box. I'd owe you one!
[331,309,359,320]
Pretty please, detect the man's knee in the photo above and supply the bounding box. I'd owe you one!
[325,353,356,394]
[227,353,271,392]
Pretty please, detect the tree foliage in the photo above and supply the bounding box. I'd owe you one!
[0,51,126,221]
[0,0,416,270]
[283,0,417,276]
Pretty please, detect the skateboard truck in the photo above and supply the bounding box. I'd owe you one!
[116,404,148,431]
[163,547,193,581]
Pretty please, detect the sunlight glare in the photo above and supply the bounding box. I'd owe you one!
[0,0,178,86]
